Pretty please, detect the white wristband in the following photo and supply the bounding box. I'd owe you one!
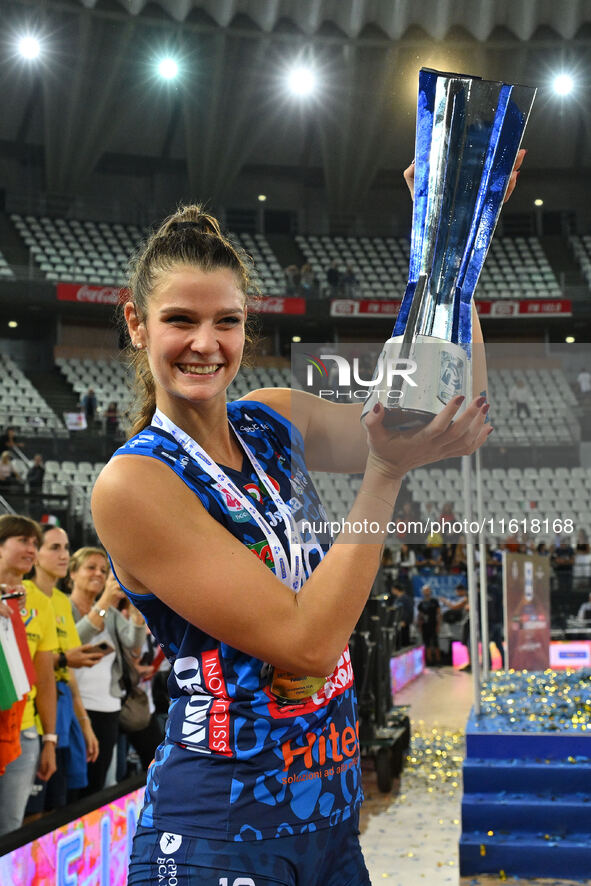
[42,733,58,743]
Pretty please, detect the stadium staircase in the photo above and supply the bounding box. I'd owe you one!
[460,715,591,879]
[266,233,306,271]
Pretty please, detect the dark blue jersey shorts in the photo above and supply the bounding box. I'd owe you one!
[127,814,371,886]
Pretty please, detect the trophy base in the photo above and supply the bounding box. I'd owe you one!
[361,335,471,432]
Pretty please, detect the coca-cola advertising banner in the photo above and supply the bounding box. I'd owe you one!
[330,298,571,318]
[57,285,306,316]
[57,283,127,305]
[250,297,306,315]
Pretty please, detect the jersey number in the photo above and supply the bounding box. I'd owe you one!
[219,880,256,886]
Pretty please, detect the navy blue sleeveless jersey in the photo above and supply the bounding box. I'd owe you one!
[110,400,363,841]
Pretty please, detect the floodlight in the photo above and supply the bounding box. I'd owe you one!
[158,57,179,80]
[287,66,317,97]
[18,36,41,60]
[534,198,544,207]
[257,194,267,202]
[565,336,575,343]
[292,336,302,343]
[7,321,18,329]
[553,73,574,96]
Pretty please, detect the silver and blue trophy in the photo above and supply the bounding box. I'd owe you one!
[362,68,536,429]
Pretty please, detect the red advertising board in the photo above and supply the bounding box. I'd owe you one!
[57,283,127,304]
[475,298,572,317]
[250,297,306,315]
[330,298,571,318]
[56,285,305,315]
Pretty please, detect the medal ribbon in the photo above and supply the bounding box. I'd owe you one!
[152,408,304,592]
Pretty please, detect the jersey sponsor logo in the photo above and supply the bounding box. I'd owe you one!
[213,482,251,522]
[180,695,213,749]
[209,698,231,756]
[201,649,228,698]
[173,655,206,694]
[159,832,182,854]
[247,540,275,571]
[280,719,360,772]
[239,422,272,433]
[312,648,354,706]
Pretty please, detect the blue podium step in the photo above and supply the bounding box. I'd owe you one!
[460,831,591,880]
[461,706,591,880]
[463,758,591,794]
[462,791,591,832]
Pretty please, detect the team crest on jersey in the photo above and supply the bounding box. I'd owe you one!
[213,483,251,523]
[247,539,275,571]
[21,607,37,624]
[244,474,280,503]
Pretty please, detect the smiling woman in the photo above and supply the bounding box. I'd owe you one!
[91,203,490,885]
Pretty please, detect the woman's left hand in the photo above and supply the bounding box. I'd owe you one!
[82,722,100,763]
[403,148,526,202]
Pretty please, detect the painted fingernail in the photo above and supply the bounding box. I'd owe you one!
[475,396,486,407]
[455,395,465,406]
[373,403,380,413]
[482,404,490,415]
[487,427,494,435]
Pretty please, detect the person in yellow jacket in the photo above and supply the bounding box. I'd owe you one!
[24,524,101,814]
[0,515,57,836]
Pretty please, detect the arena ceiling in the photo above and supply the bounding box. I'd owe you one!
[2,0,591,211]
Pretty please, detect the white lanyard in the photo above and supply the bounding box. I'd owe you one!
[152,408,303,592]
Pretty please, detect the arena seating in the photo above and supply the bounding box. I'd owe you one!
[0,250,14,279]
[295,234,410,299]
[9,214,287,296]
[407,465,591,537]
[10,213,141,286]
[294,234,560,300]
[486,367,580,447]
[56,357,132,412]
[230,233,287,296]
[0,355,67,438]
[569,234,591,288]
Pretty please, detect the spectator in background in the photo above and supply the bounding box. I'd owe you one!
[342,263,358,298]
[551,537,575,594]
[24,525,101,815]
[0,451,21,491]
[69,552,145,797]
[0,427,23,454]
[299,263,316,296]
[81,389,97,427]
[392,542,417,591]
[509,378,531,419]
[326,259,341,297]
[283,265,300,295]
[105,402,119,440]
[576,367,591,401]
[417,584,441,665]
[27,454,45,493]
[0,515,57,836]
[575,529,590,555]
[391,582,414,648]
